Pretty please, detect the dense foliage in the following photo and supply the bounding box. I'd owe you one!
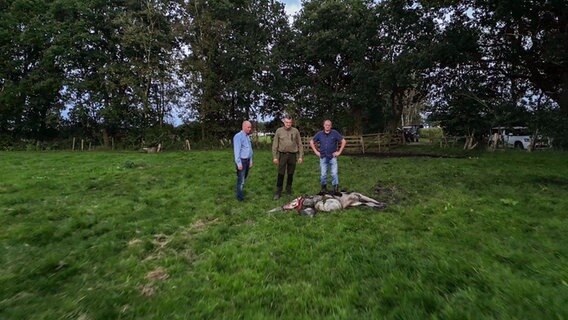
[1,0,566,149]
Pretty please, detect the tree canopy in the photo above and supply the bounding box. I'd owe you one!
[1,0,566,148]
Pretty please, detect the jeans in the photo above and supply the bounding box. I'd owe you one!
[236,158,250,201]
[319,157,338,186]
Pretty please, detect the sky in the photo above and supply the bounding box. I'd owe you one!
[282,0,302,17]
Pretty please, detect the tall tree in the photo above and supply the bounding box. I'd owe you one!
[373,0,436,131]
[183,0,289,139]
[424,0,568,117]
[59,0,184,146]
[291,0,383,134]
[0,0,66,141]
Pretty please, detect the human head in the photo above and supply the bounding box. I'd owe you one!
[323,120,332,133]
[283,116,293,129]
[242,121,252,135]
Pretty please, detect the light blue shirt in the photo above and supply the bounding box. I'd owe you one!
[233,130,253,167]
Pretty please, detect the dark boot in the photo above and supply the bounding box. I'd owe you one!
[285,174,294,195]
[320,184,327,194]
[273,187,282,200]
[333,185,340,196]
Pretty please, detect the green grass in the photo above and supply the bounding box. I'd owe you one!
[1,149,567,319]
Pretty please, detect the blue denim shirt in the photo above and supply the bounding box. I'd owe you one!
[313,129,343,159]
[233,130,253,166]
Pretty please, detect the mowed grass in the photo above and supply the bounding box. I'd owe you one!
[0,149,567,319]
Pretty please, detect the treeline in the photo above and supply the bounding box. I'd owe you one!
[1,0,567,150]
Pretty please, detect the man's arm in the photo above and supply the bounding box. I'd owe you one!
[310,138,321,157]
[296,128,304,162]
[272,129,280,164]
[233,133,243,169]
[335,138,347,157]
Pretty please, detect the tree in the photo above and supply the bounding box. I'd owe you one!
[0,0,66,141]
[183,0,289,140]
[373,0,437,131]
[57,0,185,147]
[292,0,382,134]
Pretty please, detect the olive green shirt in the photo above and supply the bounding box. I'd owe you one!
[272,127,304,159]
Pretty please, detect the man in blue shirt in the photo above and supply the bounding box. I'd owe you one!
[233,121,253,201]
[310,119,347,194]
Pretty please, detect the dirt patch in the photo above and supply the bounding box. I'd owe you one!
[189,217,219,232]
[349,151,463,158]
[140,267,169,297]
[373,183,408,204]
[152,234,170,249]
[128,239,143,246]
[140,284,156,297]
[145,267,169,281]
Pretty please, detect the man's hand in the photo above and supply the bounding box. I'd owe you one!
[249,162,253,168]
[297,158,303,164]
[333,151,341,157]
[237,164,243,171]
[273,158,279,165]
[314,151,321,157]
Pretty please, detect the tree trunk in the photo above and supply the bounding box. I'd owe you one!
[101,128,110,148]
[559,73,568,116]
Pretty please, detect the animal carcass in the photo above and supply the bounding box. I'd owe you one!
[268,191,387,217]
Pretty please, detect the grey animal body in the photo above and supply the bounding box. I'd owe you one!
[268,191,387,217]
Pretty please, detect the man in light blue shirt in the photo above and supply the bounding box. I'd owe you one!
[233,121,253,201]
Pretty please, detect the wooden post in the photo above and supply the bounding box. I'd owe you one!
[185,139,191,150]
[89,142,92,151]
[72,137,76,151]
[81,139,84,151]
[360,136,365,154]
[112,137,115,150]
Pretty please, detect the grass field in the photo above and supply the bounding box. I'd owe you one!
[1,149,567,319]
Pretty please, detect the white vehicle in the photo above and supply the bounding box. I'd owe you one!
[489,126,550,150]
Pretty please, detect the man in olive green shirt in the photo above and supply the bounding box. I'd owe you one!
[272,116,304,199]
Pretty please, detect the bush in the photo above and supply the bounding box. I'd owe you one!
[419,127,444,140]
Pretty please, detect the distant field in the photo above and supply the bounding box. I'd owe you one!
[1,149,567,319]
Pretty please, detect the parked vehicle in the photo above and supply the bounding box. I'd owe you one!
[489,127,551,149]
[401,124,423,143]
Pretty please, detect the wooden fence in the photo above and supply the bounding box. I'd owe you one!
[301,133,404,154]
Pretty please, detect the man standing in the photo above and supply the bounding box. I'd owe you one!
[233,121,253,201]
[272,116,304,200]
[310,119,346,194]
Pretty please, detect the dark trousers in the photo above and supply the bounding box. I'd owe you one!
[278,152,297,175]
[277,153,296,188]
[236,158,250,201]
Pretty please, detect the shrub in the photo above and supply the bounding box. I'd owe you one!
[419,127,444,140]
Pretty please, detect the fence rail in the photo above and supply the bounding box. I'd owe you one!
[301,133,404,154]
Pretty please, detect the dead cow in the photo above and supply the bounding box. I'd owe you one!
[268,191,387,217]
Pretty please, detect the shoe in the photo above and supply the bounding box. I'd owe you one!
[332,185,341,196]
[273,188,282,200]
[285,186,292,196]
